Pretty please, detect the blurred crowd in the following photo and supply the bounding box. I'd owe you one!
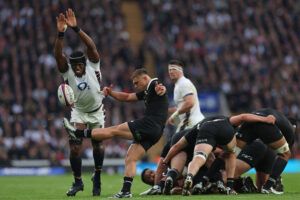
[0,0,300,166]
[140,0,300,156]
[0,0,139,165]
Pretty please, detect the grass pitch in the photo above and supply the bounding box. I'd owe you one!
[0,173,299,200]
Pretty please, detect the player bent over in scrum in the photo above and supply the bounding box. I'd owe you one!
[63,68,168,198]
[236,108,297,194]
[163,114,275,195]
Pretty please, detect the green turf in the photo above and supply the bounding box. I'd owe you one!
[0,173,299,200]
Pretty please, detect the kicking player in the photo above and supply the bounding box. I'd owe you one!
[63,68,168,198]
[236,108,296,194]
[54,9,105,196]
[163,114,275,195]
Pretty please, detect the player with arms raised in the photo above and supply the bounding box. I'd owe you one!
[54,9,105,196]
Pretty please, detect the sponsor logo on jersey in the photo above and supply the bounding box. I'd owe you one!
[197,138,208,143]
[240,153,253,161]
[77,82,90,91]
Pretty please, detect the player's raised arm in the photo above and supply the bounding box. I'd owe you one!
[103,85,138,102]
[54,13,68,73]
[65,8,99,63]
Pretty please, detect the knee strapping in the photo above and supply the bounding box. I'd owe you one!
[233,146,241,156]
[275,143,290,154]
[194,151,208,161]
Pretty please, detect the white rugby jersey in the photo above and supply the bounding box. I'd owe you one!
[174,76,204,131]
[62,60,104,113]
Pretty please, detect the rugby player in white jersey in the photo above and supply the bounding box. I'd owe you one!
[141,60,205,195]
[54,9,105,196]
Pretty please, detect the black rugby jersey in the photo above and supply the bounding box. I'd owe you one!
[252,108,295,146]
[136,78,169,126]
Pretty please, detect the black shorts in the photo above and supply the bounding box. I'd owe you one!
[237,123,283,144]
[196,119,235,148]
[171,129,194,164]
[237,140,268,168]
[128,117,164,151]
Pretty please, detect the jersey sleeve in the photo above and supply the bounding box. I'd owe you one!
[136,91,145,100]
[87,59,100,70]
[178,81,194,97]
[60,64,71,81]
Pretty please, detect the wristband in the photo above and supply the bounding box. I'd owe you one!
[72,26,81,33]
[58,32,64,38]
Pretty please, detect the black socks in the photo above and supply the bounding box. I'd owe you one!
[70,156,82,178]
[121,177,133,193]
[264,157,287,189]
[75,129,92,138]
[167,168,179,181]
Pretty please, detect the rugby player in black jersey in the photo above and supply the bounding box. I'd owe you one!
[236,108,296,194]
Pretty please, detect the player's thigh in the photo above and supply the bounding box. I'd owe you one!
[107,122,133,140]
[194,143,213,155]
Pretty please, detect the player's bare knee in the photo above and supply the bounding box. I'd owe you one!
[234,146,241,156]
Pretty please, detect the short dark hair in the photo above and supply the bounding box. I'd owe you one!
[69,51,86,66]
[131,68,148,79]
[141,168,149,184]
[168,59,184,68]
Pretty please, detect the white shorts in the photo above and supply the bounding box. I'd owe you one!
[70,106,105,128]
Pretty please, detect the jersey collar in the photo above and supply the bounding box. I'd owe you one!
[147,78,158,91]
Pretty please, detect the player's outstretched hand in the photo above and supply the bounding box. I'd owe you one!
[56,13,67,32]
[266,115,276,124]
[103,84,113,97]
[65,8,77,27]
[155,82,166,96]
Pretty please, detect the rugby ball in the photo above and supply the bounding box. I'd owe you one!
[57,83,75,106]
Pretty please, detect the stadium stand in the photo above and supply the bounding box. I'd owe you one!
[139,0,300,156]
[0,0,299,168]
